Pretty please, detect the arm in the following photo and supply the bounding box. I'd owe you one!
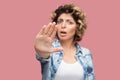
[85,50,95,80]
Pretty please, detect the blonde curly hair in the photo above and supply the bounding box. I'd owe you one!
[51,4,87,42]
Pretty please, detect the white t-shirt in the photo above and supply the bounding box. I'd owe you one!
[54,60,84,80]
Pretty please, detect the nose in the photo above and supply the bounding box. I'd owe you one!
[61,22,66,28]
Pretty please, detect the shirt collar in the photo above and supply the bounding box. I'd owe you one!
[75,43,83,55]
[54,39,83,55]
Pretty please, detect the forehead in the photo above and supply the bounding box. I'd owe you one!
[58,13,74,20]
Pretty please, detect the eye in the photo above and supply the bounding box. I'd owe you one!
[69,21,73,24]
[67,20,74,24]
[57,19,62,24]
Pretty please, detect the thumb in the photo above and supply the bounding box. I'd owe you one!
[50,47,63,53]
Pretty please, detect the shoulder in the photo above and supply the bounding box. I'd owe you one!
[80,47,93,61]
[81,47,91,54]
[77,44,92,56]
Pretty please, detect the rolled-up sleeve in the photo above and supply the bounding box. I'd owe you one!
[36,53,50,63]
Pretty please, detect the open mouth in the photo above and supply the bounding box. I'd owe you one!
[59,31,67,37]
[60,31,67,34]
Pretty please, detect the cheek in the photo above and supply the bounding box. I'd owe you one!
[56,27,60,35]
[56,25,60,31]
[69,27,76,35]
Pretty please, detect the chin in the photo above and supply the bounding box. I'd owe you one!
[59,37,73,41]
[58,37,67,40]
[58,34,74,41]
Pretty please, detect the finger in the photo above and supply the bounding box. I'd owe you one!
[47,22,56,36]
[36,25,46,38]
[43,23,52,35]
[51,25,57,39]
[50,47,63,53]
[38,25,46,35]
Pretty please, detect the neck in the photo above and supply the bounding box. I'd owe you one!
[60,39,76,50]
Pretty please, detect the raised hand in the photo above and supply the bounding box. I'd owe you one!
[34,22,63,58]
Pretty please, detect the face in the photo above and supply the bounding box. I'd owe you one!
[56,13,77,41]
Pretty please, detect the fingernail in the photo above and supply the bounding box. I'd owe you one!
[43,25,46,28]
[53,22,56,24]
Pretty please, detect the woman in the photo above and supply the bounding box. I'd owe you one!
[34,4,95,80]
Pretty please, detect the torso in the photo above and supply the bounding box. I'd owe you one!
[63,47,77,63]
[63,53,77,63]
[54,48,84,80]
[54,60,84,80]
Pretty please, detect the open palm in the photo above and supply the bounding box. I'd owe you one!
[34,22,62,58]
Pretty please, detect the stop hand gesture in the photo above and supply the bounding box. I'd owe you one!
[34,22,63,58]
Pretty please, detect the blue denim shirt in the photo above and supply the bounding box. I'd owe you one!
[36,39,95,80]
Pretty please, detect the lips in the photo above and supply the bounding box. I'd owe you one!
[59,31,67,37]
[60,31,67,34]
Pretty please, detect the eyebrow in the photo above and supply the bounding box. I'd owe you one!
[58,18,74,21]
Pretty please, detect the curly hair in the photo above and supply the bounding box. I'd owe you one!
[51,4,87,42]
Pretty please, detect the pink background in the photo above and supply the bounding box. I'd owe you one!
[0,0,120,80]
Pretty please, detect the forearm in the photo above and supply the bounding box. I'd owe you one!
[35,47,50,59]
